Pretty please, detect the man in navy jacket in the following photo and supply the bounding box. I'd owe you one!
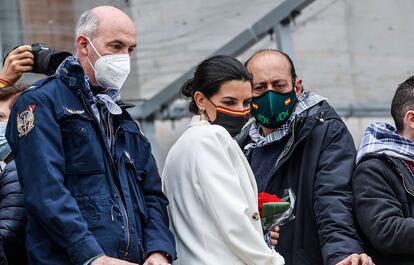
[6,6,176,265]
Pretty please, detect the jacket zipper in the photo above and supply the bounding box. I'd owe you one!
[80,92,131,258]
[272,112,324,171]
[109,124,131,258]
[399,161,414,198]
[401,174,414,198]
[101,109,131,259]
[274,120,297,168]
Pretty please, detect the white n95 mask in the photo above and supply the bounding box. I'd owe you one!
[86,38,131,90]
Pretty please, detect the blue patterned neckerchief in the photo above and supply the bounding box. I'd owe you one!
[356,122,414,164]
[245,91,326,150]
[55,55,122,121]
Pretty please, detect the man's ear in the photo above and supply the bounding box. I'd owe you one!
[194,91,206,112]
[76,35,89,56]
[294,78,303,96]
[404,110,414,130]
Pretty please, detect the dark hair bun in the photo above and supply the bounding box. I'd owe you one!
[181,55,252,114]
[181,78,194,98]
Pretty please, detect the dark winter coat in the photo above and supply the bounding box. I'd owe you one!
[353,154,414,265]
[236,101,365,265]
[0,161,26,265]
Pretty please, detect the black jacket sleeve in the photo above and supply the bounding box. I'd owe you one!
[353,158,414,255]
[0,161,25,264]
[0,242,7,265]
[313,119,364,265]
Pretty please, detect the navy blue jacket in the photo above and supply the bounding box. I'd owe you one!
[6,62,176,265]
[236,101,364,265]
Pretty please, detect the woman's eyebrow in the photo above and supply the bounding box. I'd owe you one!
[221,96,238,100]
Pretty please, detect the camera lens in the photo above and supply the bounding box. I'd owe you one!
[30,43,70,75]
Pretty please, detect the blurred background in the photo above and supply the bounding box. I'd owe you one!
[1,0,414,168]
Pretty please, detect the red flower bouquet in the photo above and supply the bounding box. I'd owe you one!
[258,192,284,216]
[258,189,295,232]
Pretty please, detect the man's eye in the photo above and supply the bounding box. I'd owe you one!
[243,100,251,107]
[110,44,121,50]
[254,86,265,92]
[273,83,287,89]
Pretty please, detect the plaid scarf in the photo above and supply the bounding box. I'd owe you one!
[55,55,122,121]
[245,91,326,150]
[356,122,414,163]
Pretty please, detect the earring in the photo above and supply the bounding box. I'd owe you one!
[200,108,207,120]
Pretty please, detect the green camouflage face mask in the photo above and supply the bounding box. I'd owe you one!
[251,89,297,129]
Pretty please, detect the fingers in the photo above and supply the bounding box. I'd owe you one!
[359,253,374,265]
[16,64,34,73]
[269,226,280,247]
[9,50,34,61]
[352,254,360,265]
[269,230,279,237]
[90,255,139,265]
[270,226,280,239]
[143,259,170,265]
[272,226,280,232]
[1,47,34,83]
[335,254,376,265]
[335,254,355,265]
[118,260,138,265]
[8,45,32,56]
[269,231,278,246]
[144,252,170,265]
[7,52,34,68]
[11,58,34,71]
[143,261,170,265]
[349,254,361,265]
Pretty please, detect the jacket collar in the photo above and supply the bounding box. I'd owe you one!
[362,154,414,197]
[189,115,210,128]
[356,122,414,164]
[237,101,337,153]
[55,55,85,93]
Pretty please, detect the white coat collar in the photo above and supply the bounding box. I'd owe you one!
[189,115,210,127]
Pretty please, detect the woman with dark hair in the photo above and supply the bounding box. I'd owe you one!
[162,55,285,265]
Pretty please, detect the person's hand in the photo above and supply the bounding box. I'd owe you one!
[336,253,375,265]
[143,252,170,265]
[90,255,138,265]
[0,45,34,84]
[269,226,280,247]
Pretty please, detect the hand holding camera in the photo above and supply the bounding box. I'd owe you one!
[1,43,71,86]
[0,45,34,85]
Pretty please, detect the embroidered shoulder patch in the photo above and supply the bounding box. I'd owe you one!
[17,105,37,137]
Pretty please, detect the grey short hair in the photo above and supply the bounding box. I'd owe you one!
[75,10,99,39]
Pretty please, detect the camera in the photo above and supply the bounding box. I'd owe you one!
[30,43,71,75]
